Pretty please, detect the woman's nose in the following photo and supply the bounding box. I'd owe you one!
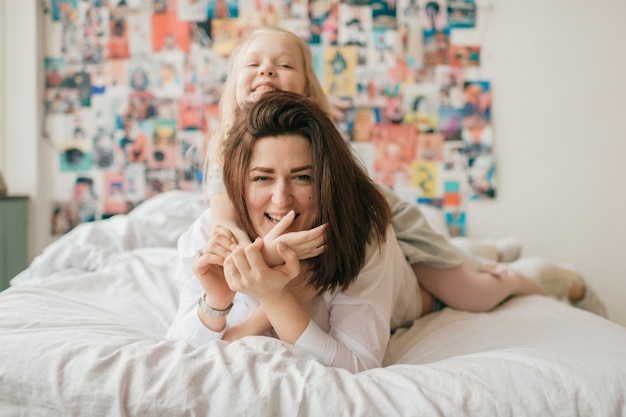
[272,181,292,207]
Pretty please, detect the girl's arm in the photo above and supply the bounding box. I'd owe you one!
[210,192,252,245]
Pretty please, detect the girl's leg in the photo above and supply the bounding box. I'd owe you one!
[451,238,499,262]
[451,236,522,263]
[413,262,546,313]
[419,287,434,316]
[415,257,607,318]
[508,257,607,317]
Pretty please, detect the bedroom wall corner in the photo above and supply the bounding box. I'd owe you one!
[1,0,55,262]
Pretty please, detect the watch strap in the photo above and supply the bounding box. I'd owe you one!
[198,291,233,317]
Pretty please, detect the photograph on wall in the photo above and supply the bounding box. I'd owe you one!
[468,153,496,199]
[338,3,372,65]
[411,160,440,199]
[403,83,440,132]
[51,0,79,22]
[447,0,477,29]
[324,45,358,97]
[351,107,381,142]
[449,44,480,68]
[416,132,444,161]
[103,170,129,215]
[51,201,76,236]
[371,123,418,188]
[446,208,466,237]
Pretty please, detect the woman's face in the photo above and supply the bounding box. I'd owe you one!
[235,33,308,107]
[245,135,317,237]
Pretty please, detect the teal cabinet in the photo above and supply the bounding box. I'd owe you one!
[0,196,28,291]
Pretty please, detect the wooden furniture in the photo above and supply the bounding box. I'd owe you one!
[0,196,28,291]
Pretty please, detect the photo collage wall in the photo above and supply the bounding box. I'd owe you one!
[44,0,493,237]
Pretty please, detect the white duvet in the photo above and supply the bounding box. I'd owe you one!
[1,191,626,417]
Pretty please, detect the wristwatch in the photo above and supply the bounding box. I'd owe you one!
[198,291,233,317]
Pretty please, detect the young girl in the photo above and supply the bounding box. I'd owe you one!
[178,27,603,344]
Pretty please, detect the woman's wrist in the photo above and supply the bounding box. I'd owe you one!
[201,290,235,311]
[196,292,233,333]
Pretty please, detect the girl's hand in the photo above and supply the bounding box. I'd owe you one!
[193,225,239,308]
[224,237,300,303]
[328,95,354,123]
[478,263,509,279]
[262,210,327,266]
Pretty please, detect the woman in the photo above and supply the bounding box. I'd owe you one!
[167,91,547,372]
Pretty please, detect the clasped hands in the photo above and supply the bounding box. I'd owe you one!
[193,211,326,335]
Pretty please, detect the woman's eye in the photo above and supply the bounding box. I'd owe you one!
[294,174,312,182]
[253,176,271,182]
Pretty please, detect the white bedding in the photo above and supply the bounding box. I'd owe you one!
[2,191,626,417]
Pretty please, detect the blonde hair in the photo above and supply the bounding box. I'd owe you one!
[205,27,331,179]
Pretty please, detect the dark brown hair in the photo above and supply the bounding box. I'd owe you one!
[223,91,391,293]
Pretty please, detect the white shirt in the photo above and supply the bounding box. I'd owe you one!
[166,208,422,373]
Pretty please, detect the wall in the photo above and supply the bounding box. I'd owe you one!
[0,0,3,164]
[0,0,55,258]
[466,0,626,326]
[1,0,625,326]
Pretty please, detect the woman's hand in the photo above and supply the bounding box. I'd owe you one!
[262,210,327,266]
[224,237,300,303]
[193,225,239,308]
[225,238,313,344]
[223,272,319,343]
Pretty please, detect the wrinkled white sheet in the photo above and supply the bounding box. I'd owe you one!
[2,191,626,417]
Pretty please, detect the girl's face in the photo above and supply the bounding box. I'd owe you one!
[245,135,318,237]
[235,34,308,107]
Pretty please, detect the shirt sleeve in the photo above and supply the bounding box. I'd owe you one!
[294,228,400,373]
[378,183,464,269]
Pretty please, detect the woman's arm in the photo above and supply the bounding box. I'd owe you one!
[224,230,398,373]
[167,210,249,345]
[294,231,399,373]
[224,238,310,344]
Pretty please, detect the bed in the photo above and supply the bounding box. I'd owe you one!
[2,190,626,416]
